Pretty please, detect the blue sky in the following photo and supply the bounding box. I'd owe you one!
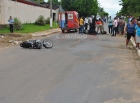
[44,0,122,17]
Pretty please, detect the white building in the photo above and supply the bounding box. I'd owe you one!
[0,0,59,24]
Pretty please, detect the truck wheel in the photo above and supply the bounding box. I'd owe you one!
[67,30,70,33]
[75,29,78,32]
[62,30,64,33]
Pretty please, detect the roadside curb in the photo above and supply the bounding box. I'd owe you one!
[32,28,61,37]
[130,38,140,56]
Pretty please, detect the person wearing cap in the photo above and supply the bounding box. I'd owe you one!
[124,17,137,48]
[135,21,140,49]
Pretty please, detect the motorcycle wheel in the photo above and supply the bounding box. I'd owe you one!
[20,43,23,47]
[43,40,53,48]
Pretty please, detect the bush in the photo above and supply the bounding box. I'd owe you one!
[35,15,46,26]
[45,18,50,24]
[14,18,23,30]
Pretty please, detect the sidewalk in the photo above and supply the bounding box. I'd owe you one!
[131,38,140,56]
[32,28,61,37]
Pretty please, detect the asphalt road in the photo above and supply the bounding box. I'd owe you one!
[0,25,140,103]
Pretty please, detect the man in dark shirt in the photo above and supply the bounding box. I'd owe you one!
[89,15,96,35]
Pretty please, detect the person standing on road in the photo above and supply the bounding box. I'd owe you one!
[89,16,93,34]
[8,16,14,33]
[108,16,113,34]
[96,18,103,34]
[91,16,96,35]
[124,18,136,48]
[89,16,96,35]
[84,16,89,32]
[79,17,84,34]
[118,17,125,35]
[135,21,140,49]
[112,17,118,36]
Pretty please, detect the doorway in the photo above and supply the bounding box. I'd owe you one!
[53,13,56,21]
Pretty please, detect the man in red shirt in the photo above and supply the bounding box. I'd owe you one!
[96,19,103,34]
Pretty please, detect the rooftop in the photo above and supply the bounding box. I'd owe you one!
[11,0,60,10]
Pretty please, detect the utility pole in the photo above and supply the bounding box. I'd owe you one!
[50,0,52,29]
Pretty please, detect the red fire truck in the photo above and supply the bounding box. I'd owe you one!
[59,11,79,33]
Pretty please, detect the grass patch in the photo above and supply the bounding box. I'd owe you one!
[0,22,58,34]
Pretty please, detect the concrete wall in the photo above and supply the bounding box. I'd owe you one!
[0,0,59,24]
[0,0,5,24]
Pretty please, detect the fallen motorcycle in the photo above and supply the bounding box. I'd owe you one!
[20,39,53,49]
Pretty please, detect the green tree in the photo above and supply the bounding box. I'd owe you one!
[104,12,109,17]
[116,11,121,17]
[98,7,109,17]
[61,0,98,17]
[48,0,60,5]
[119,0,140,17]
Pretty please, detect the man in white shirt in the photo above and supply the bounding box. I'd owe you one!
[112,17,118,36]
[84,16,89,31]
[88,16,93,34]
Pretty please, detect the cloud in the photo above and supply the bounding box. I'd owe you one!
[98,0,122,17]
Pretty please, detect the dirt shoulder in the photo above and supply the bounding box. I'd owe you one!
[0,33,32,48]
[0,28,61,48]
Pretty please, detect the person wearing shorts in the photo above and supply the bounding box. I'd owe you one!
[135,21,140,49]
[124,18,136,48]
[118,17,125,35]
